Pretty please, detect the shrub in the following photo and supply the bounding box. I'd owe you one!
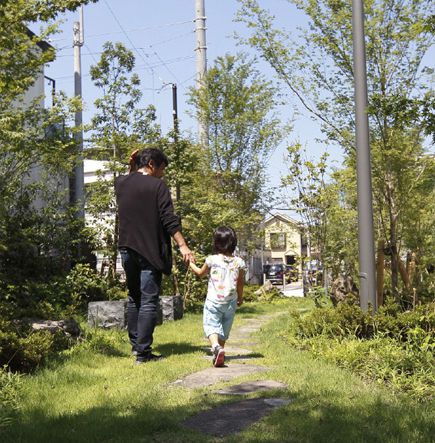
[65,264,110,309]
[63,326,124,358]
[286,300,435,401]
[0,367,22,429]
[0,317,77,373]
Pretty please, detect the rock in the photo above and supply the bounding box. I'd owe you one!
[88,300,128,329]
[160,295,183,321]
[87,296,183,329]
[254,280,273,295]
[28,318,81,337]
[330,275,358,305]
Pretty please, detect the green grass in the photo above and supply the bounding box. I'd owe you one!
[2,299,434,442]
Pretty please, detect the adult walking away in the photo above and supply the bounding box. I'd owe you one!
[115,148,194,364]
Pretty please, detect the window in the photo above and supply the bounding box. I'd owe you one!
[270,233,286,250]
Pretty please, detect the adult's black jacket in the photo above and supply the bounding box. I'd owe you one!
[114,172,181,275]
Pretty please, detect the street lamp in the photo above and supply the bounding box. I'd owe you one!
[351,0,377,311]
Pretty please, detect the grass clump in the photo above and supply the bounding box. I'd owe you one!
[0,367,22,430]
[284,298,435,401]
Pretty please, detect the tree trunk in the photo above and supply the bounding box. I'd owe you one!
[108,212,119,282]
[385,174,399,298]
[376,239,385,307]
[398,258,410,289]
[388,208,399,297]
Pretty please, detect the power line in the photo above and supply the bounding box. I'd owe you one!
[150,50,180,84]
[102,0,159,79]
[84,43,99,64]
[48,20,193,43]
[148,30,195,48]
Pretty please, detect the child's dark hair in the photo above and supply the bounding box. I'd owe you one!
[136,147,169,169]
[213,226,237,255]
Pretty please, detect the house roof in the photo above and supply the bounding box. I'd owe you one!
[26,28,54,53]
[263,213,301,228]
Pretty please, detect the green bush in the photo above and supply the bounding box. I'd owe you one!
[290,299,374,339]
[286,300,435,401]
[66,264,111,308]
[0,317,77,373]
[0,366,22,430]
[63,326,124,358]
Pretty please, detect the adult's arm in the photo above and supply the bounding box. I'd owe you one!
[173,231,195,264]
[156,182,194,263]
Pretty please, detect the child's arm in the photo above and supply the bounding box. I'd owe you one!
[189,261,209,278]
[237,269,245,306]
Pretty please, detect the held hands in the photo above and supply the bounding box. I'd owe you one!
[237,298,243,306]
[179,244,195,264]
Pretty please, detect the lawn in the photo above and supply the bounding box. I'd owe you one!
[2,298,434,442]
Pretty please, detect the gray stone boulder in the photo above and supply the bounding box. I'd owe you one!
[87,296,183,329]
[88,299,128,328]
[27,318,81,337]
[160,295,183,321]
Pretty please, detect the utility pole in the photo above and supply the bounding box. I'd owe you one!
[194,0,208,146]
[72,5,85,219]
[172,83,179,137]
[351,0,377,311]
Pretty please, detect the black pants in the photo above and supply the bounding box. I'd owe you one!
[120,248,162,359]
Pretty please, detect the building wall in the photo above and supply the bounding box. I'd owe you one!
[16,63,71,211]
[263,215,303,276]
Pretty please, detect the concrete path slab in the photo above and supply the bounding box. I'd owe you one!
[223,346,254,355]
[172,364,269,388]
[279,282,304,297]
[214,380,287,395]
[182,397,292,437]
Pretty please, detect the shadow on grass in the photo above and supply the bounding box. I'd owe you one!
[3,387,433,443]
[154,342,205,356]
[237,305,265,314]
[225,352,264,361]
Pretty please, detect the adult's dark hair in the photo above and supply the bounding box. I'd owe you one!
[213,226,237,255]
[136,147,169,169]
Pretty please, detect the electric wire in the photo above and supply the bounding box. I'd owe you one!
[102,0,161,81]
[48,19,192,43]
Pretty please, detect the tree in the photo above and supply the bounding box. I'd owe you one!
[86,41,160,279]
[0,0,99,315]
[237,0,434,301]
[0,0,97,105]
[0,0,96,272]
[188,53,285,250]
[283,143,359,287]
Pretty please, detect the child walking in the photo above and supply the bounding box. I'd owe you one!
[189,226,246,367]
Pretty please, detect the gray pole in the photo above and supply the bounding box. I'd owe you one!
[72,6,84,219]
[351,0,377,311]
[194,0,208,146]
[172,83,178,134]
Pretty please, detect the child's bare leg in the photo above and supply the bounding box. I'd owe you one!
[218,337,226,348]
[208,333,220,349]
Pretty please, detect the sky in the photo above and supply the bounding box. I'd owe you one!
[29,0,327,203]
[30,0,433,212]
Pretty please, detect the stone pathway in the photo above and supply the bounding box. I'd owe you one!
[175,311,291,437]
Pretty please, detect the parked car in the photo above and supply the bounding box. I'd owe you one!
[263,263,291,284]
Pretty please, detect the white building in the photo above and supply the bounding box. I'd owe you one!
[18,30,69,211]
